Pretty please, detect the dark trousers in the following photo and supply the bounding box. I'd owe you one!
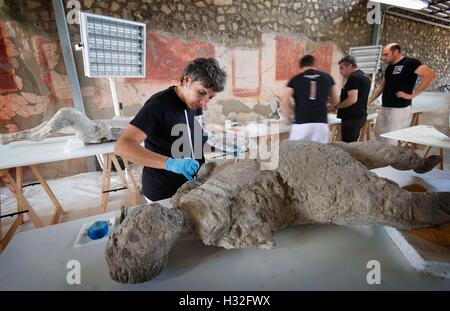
[341,116,367,143]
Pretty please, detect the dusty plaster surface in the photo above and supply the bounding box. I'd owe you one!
[105,140,448,283]
[0,107,126,144]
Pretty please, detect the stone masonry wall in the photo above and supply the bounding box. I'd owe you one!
[67,0,373,121]
[77,0,370,50]
[380,13,450,91]
[65,0,448,121]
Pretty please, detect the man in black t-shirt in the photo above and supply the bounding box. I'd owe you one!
[280,54,339,143]
[115,58,227,201]
[336,55,371,142]
[369,43,436,144]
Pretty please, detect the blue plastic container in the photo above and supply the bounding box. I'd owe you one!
[87,220,109,240]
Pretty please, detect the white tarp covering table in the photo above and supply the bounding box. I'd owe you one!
[381,124,450,169]
[380,125,450,150]
[0,136,137,251]
[373,166,450,279]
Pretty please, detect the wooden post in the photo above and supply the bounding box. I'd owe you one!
[30,165,65,225]
[16,167,24,225]
[422,146,432,158]
[358,121,370,142]
[404,112,420,151]
[1,170,44,228]
[409,112,420,127]
[330,124,341,142]
[0,216,22,253]
[1,168,47,252]
[110,154,135,205]
[123,159,140,192]
[100,154,112,213]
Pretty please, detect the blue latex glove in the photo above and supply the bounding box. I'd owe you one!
[165,157,200,181]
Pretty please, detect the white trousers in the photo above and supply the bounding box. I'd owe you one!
[373,106,412,145]
[288,123,329,143]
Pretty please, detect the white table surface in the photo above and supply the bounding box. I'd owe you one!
[380,125,450,150]
[226,112,378,139]
[372,166,450,191]
[0,136,115,170]
[328,113,341,125]
[412,92,450,114]
[412,106,430,114]
[328,112,378,126]
[1,167,450,290]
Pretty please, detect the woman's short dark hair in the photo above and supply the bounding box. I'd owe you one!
[181,58,227,92]
[338,55,358,67]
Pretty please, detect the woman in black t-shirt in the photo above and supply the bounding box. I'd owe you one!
[115,58,227,201]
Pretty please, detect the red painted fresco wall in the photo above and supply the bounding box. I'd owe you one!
[275,36,305,80]
[127,32,215,84]
[308,43,333,74]
[0,21,74,132]
[0,24,17,95]
[33,36,73,106]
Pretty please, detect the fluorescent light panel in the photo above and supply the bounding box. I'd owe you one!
[370,0,428,10]
[80,12,146,78]
[349,45,382,74]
